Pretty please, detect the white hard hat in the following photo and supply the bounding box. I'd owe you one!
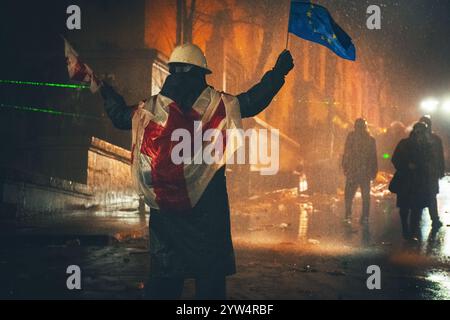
[168,43,211,74]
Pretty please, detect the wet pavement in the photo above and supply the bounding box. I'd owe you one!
[0,177,449,299]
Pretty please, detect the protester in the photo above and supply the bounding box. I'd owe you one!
[390,122,434,241]
[419,116,445,229]
[95,44,294,299]
[342,118,378,225]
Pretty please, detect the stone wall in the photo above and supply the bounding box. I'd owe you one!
[0,137,138,218]
[87,137,133,190]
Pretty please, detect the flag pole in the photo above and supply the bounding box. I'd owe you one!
[285,0,291,50]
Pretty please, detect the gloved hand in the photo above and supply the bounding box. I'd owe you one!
[273,50,294,76]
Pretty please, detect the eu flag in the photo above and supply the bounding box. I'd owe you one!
[288,1,356,61]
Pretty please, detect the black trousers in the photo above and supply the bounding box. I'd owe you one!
[145,274,226,300]
[428,196,440,223]
[399,208,422,239]
[345,178,371,219]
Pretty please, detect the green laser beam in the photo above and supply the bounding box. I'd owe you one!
[383,153,391,160]
[0,79,90,89]
[0,103,101,120]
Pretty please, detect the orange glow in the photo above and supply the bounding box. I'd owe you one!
[144,0,395,161]
[144,0,177,57]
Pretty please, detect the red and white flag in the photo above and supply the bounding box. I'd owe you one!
[131,87,243,211]
[64,38,100,93]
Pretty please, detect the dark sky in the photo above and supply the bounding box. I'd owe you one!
[321,0,450,100]
[378,0,450,95]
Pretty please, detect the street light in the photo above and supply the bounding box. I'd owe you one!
[442,99,450,113]
[420,98,439,113]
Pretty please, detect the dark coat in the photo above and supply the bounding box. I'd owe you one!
[391,137,435,209]
[100,68,286,278]
[342,131,378,181]
[429,132,445,185]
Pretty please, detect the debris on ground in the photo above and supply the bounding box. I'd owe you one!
[307,239,320,245]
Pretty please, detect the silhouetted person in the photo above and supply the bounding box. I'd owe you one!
[342,118,378,225]
[390,122,433,241]
[419,116,445,229]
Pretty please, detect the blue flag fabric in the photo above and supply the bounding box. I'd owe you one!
[288,1,356,61]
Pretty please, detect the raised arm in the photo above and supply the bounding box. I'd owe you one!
[237,50,294,118]
[99,82,135,130]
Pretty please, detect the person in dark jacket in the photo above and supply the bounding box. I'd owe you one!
[419,116,445,229]
[391,122,434,240]
[99,44,294,299]
[342,118,378,225]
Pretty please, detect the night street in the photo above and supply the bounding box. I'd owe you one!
[1,176,449,300]
[1,0,450,303]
